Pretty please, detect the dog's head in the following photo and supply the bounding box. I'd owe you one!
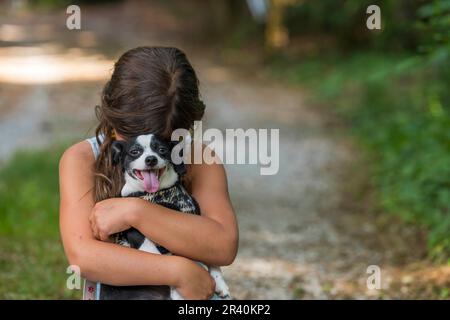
[111,134,185,194]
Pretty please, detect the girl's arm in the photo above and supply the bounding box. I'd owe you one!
[91,146,239,267]
[59,142,215,298]
[130,160,238,266]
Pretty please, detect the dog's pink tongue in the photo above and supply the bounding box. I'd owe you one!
[142,170,159,193]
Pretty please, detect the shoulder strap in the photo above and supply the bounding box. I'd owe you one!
[83,135,104,299]
[86,135,104,160]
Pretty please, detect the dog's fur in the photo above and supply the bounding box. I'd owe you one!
[99,134,230,300]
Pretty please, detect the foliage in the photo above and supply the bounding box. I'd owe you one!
[29,0,122,9]
[268,0,450,257]
[284,0,425,51]
[0,146,79,299]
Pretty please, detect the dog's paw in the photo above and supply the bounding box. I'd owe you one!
[170,287,184,300]
[214,277,231,299]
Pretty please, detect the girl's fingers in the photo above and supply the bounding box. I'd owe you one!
[100,232,109,242]
[90,220,99,239]
[90,214,100,239]
[88,214,97,237]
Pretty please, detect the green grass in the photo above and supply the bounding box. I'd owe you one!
[0,145,80,299]
[269,52,450,258]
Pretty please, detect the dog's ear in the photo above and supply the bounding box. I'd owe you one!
[169,141,187,176]
[169,140,182,153]
[173,163,187,176]
[111,140,126,165]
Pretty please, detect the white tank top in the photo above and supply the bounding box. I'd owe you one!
[86,135,102,160]
[83,135,103,300]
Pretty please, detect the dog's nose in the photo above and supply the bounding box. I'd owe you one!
[145,156,158,167]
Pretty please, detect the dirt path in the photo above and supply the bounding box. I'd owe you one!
[1,0,446,299]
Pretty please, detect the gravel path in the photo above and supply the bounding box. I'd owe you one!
[200,70,427,299]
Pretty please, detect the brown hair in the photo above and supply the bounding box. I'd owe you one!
[94,47,205,202]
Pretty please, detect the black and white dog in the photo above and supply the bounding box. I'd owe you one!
[99,134,230,300]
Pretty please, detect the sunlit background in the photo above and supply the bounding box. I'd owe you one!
[0,0,449,299]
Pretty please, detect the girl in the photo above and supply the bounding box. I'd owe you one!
[59,47,238,299]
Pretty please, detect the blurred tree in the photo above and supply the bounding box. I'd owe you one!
[283,0,428,52]
[26,0,122,9]
[202,0,248,38]
[265,0,296,51]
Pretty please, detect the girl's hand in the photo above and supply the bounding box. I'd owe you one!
[89,197,142,241]
[172,256,216,300]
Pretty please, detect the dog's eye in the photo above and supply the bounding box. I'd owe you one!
[129,149,141,156]
[158,147,168,154]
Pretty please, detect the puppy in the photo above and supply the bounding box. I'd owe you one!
[99,134,230,300]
